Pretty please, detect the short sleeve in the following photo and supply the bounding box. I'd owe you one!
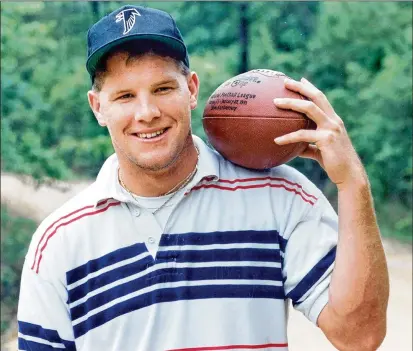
[283,193,338,324]
[17,258,76,350]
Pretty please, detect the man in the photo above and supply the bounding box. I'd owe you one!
[18,4,389,351]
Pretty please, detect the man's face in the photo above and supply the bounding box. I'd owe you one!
[88,53,199,172]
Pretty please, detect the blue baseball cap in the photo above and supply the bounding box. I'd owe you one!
[86,5,189,79]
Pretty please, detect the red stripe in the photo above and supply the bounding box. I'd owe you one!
[167,343,288,351]
[34,201,121,273]
[190,183,315,205]
[30,198,112,270]
[214,176,317,200]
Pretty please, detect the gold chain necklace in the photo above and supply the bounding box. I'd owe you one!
[119,148,199,215]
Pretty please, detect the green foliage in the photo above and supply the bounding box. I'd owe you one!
[56,134,114,177]
[1,2,104,180]
[0,206,37,334]
[1,1,411,237]
[308,3,412,212]
[377,201,412,243]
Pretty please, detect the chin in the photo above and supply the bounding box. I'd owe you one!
[122,133,191,172]
[138,161,172,172]
[131,153,178,172]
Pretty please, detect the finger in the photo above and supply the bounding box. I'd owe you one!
[274,129,320,145]
[273,98,327,126]
[284,77,336,117]
[299,144,324,167]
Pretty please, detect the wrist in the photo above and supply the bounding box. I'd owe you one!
[336,172,370,193]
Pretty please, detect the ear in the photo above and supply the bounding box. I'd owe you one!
[87,90,107,127]
[187,72,200,110]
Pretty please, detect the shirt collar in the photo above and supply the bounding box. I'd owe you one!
[192,134,220,184]
[92,135,220,207]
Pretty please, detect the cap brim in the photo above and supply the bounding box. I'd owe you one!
[86,34,188,77]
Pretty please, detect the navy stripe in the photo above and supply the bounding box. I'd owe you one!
[18,338,76,351]
[68,254,153,303]
[159,230,281,246]
[18,321,61,343]
[156,248,281,263]
[18,322,76,350]
[66,243,147,285]
[73,283,284,338]
[19,338,59,351]
[278,235,288,254]
[288,246,336,304]
[70,265,283,320]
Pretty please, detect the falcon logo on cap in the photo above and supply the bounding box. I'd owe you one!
[115,8,141,35]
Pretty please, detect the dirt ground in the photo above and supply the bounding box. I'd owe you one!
[1,173,412,350]
[288,237,412,351]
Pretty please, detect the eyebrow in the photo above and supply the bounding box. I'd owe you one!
[111,89,131,96]
[152,78,178,87]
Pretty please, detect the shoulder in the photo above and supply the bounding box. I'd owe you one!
[24,182,106,276]
[269,164,323,201]
[215,153,322,203]
[195,135,322,206]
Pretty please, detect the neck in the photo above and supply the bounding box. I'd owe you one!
[118,138,198,197]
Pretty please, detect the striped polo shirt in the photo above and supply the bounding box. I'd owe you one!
[18,135,338,351]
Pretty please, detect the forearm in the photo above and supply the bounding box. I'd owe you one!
[320,174,390,350]
[329,175,389,317]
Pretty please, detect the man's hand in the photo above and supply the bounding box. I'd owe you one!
[274,77,366,190]
[274,77,389,350]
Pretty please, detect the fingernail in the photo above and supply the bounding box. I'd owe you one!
[301,77,308,82]
[274,137,283,143]
[273,98,284,104]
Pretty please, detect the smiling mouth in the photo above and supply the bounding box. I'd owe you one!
[134,128,169,139]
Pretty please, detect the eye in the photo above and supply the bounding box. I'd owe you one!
[155,87,173,93]
[117,93,134,100]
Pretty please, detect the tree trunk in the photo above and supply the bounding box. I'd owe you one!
[238,3,249,74]
[90,1,100,22]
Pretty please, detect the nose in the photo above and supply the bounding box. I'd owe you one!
[133,95,161,123]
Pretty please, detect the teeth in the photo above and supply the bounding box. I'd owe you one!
[137,129,166,139]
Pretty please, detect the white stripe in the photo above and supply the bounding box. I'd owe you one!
[69,260,281,308]
[72,278,283,325]
[67,251,151,290]
[18,333,65,348]
[158,242,280,251]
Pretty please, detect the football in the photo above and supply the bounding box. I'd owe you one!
[202,69,316,170]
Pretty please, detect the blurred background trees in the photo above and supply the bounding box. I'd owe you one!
[1,0,412,334]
